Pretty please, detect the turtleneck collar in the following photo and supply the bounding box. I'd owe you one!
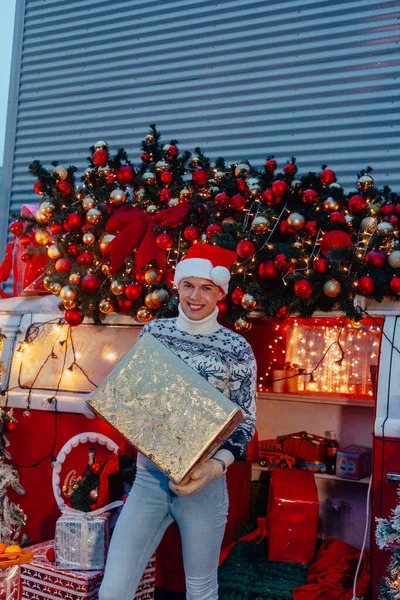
[176,304,220,334]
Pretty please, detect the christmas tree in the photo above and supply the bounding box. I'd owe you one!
[376,488,400,599]
[9,125,400,331]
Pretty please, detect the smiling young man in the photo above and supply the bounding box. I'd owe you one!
[99,243,257,600]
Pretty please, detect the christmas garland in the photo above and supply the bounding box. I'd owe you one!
[10,124,400,330]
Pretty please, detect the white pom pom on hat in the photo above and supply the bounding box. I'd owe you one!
[174,244,237,294]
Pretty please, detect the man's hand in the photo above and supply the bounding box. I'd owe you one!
[169,459,223,496]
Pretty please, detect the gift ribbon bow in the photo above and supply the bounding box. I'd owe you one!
[103,202,189,274]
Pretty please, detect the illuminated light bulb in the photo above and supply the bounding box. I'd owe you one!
[54,324,62,333]
[106,352,117,362]
[75,352,82,359]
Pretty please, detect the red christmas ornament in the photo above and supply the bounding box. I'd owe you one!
[329,212,346,225]
[67,213,83,229]
[50,222,63,235]
[19,234,32,247]
[55,258,72,273]
[116,165,135,184]
[76,252,93,265]
[348,195,366,214]
[136,270,147,285]
[183,226,200,242]
[236,240,255,259]
[294,279,313,299]
[56,180,72,196]
[21,252,31,263]
[46,547,56,563]
[117,298,134,314]
[390,277,400,294]
[206,224,223,238]
[236,179,249,193]
[261,190,275,206]
[271,180,289,197]
[279,219,294,235]
[90,462,101,475]
[395,205,400,216]
[276,306,290,319]
[380,204,394,216]
[161,171,173,185]
[283,163,297,176]
[217,300,229,315]
[141,152,151,162]
[65,309,84,326]
[5,421,16,433]
[320,168,336,185]
[63,221,71,232]
[304,220,318,237]
[106,172,117,184]
[81,274,101,293]
[231,288,244,305]
[213,193,229,209]
[167,145,179,158]
[90,503,99,511]
[33,181,45,195]
[230,194,246,210]
[320,230,352,257]
[302,189,319,204]
[125,283,142,300]
[156,232,173,250]
[67,244,80,256]
[313,258,329,273]
[265,159,277,172]
[258,260,278,281]
[358,275,374,295]
[9,221,23,236]
[274,254,289,270]
[365,250,387,268]
[390,215,399,226]
[93,149,108,167]
[192,169,208,186]
[159,188,172,204]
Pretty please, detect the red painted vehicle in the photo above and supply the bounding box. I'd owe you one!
[258,438,297,469]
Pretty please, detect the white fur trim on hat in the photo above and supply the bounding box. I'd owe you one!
[174,257,230,293]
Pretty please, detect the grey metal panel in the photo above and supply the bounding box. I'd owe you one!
[1,0,400,284]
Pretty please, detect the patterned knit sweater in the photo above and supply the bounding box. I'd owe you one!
[139,306,257,463]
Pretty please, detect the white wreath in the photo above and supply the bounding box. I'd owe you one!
[52,432,119,509]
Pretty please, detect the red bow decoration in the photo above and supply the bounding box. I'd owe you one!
[103,202,190,274]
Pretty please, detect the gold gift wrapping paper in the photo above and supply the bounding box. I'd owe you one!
[87,333,243,484]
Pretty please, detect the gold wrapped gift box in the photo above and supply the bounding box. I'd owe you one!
[87,333,243,484]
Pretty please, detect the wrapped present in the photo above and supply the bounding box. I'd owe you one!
[277,431,326,462]
[336,445,372,480]
[55,502,122,571]
[267,469,319,564]
[21,540,155,599]
[0,565,20,600]
[87,332,243,484]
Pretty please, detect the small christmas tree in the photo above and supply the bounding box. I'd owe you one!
[376,487,400,599]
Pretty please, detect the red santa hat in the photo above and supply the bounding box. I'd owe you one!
[174,244,237,294]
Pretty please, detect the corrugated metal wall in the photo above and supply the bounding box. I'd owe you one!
[1,0,400,249]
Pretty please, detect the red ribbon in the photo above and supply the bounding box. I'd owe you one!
[104,202,189,274]
[0,237,16,298]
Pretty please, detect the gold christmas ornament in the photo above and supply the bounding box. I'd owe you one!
[234,316,252,332]
[155,160,169,172]
[83,232,96,245]
[350,319,362,329]
[99,233,116,252]
[377,222,394,235]
[180,188,191,201]
[247,178,260,195]
[323,197,339,211]
[251,216,269,234]
[47,244,63,260]
[43,276,53,291]
[358,174,374,192]
[291,179,302,191]
[99,298,115,314]
[69,273,81,285]
[145,292,158,309]
[52,165,68,180]
[151,288,169,307]
[388,251,400,269]
[214,171,226,184]
[82,195,96,211]
[101,263,112,276]
[235,163,251,178]
[35,229,51,245]
[94,140,109,150]
[63,300,78,310]
[40,200,56,216]
[360,216,378,233]
[168,198,179,207]
[35,210,48,224]
[287,213,305,231]
[323,278,342,298]
[110,280,125,296]
[60,285,77,302]
[136,306,153,323]
[142,171,156,185]
[146,204,158,215]
[50,281,62,295]
[222,217,235,225]
[98,165,112,177]
[89,489,99,502]
[110,188,127,205]
[145,268,163,285]
[241,293,257,310]
[86,208,102,224]
[145,134,155,144]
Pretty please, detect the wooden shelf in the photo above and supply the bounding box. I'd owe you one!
[252,464,371,484]
[257,391,374,408]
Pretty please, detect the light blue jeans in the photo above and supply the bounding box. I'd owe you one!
[98,464,229,600]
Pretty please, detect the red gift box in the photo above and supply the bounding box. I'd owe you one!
[21,540,155,599]
[0,565,21,600]
[267,469,319,564]
[277,431,326,462]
